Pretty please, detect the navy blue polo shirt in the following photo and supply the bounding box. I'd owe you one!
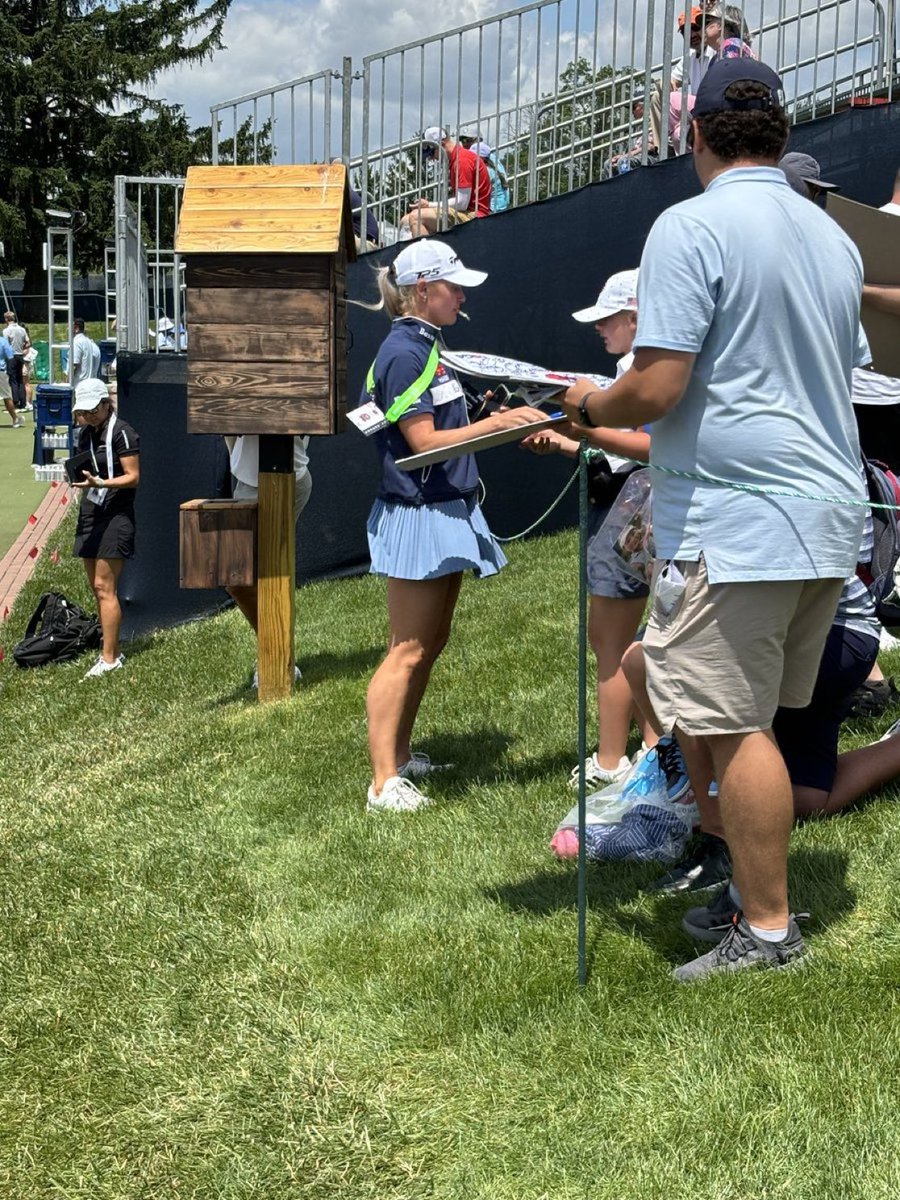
[365,317,478,504]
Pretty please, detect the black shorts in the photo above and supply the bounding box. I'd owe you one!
[74,505,136,560]
[773,624,879,792]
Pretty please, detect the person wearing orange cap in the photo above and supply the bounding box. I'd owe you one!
[649,7,714,151]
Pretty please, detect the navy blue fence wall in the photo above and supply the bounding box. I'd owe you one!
[117,102,900,638]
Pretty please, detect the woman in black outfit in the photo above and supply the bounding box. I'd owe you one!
[71,379,140,678]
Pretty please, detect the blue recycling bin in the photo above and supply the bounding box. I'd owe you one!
[35,384,73,426]
[99,339,117,382]
[34,384,75,466]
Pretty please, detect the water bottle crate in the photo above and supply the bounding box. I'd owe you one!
[33,464,68,483]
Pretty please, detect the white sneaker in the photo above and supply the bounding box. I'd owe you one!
[83,654,124,679]
[568,753,631,790]
[252,663,302,688]
[397,751,454,780]
[12,417,25,428]
[24,403,33,412]
[367,775,435,813]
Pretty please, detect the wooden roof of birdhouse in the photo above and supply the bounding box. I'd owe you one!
[175,163,356,258]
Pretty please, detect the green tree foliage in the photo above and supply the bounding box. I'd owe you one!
[0,1,238,298]
[506,57,638,205]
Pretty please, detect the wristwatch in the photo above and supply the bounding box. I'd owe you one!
[577,394,595,428]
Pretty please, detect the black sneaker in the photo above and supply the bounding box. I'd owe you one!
[846,677,898,720]
[648,833,731,893]
[681,881,739,942]
[673,913,808,982]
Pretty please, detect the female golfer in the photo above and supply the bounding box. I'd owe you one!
[362,240,542,812]
[71,378,140,678]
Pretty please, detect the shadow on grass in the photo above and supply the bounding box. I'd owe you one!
[299,645,384,682]
[486,859,658,918]
[203,645,386,708]
[488,846,856,969]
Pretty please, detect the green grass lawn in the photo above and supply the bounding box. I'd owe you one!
[0,321,106,557]
[0,413,46,559]
[1,521,899,1199]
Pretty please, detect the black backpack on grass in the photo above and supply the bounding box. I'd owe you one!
[860,458,900,630]
[12,592,101,668]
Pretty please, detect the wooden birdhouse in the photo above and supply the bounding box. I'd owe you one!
[175,163,356,436]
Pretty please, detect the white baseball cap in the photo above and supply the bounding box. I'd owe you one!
[471,141,493,159]
[572,268,640,322]
[393,240,487,287]
[73,378,110,412]
[422,126,446,146]
[157,316,175,331]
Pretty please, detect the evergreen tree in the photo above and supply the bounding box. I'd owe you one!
[0,0,231,299]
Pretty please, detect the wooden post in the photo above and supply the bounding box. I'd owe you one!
[256,435,295,702]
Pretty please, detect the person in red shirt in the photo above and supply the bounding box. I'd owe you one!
[398,127,492,239]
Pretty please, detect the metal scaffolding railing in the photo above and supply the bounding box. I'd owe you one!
[114,0,896,346]
[206,0,897,244]
[114,176,186,354]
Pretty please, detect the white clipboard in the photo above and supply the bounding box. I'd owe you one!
[395,414,568,471]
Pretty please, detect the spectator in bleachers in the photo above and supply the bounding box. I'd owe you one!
[471,141,510,212]
[397,128,491,240]
[660,5,755,153]
[649,7,713,152]
[701,4,755,60]
[349,184,380,250]
[606,96,658,177]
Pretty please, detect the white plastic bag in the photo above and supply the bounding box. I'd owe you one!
[597,468,654,585]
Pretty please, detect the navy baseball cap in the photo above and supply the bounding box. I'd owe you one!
[693,59,786,119]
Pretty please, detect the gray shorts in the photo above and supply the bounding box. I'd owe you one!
[643,555,845,737]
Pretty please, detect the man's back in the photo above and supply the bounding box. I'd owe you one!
[448,144,492,217]
[636,166,867,581]
[72,332,101,385]
[4,322,26,354]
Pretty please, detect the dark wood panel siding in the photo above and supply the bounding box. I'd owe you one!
[186,255,332,290]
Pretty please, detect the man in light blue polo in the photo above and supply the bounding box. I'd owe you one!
[564,58,869,980]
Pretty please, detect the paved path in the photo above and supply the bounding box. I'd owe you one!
[0,482,72,622]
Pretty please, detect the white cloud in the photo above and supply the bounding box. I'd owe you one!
[150,0,510,126]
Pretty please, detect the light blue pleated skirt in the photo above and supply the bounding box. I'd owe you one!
[367,495,508,580]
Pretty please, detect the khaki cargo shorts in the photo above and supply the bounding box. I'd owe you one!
[643,555,845,737]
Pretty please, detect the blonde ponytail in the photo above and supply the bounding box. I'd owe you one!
[352,264,418,318]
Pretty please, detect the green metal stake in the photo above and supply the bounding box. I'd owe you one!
[577,441,589,988]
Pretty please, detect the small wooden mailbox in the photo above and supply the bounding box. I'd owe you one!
[175,164,356,702]
[175,163,356,435]
[179,499,257,589]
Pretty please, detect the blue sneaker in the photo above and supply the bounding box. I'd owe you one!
[621,735,690,803]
